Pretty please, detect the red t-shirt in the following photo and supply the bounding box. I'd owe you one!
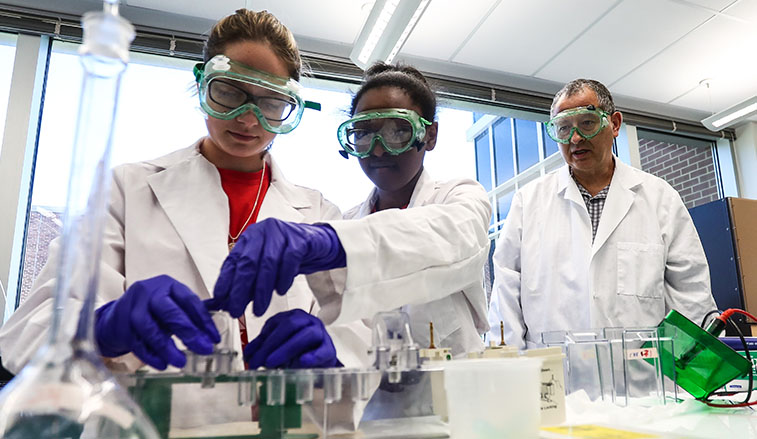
[218,165,271,246]
[217,165,271,351]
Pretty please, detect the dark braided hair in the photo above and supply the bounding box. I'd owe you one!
[350,62,437,121]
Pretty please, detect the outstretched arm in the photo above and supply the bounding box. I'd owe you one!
[317,179,492,325]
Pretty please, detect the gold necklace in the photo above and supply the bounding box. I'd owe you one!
[228,161,266,251]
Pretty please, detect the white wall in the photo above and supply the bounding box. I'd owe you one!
[0,35,48,319]
[734,121,757,200]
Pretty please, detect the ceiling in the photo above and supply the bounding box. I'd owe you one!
[7,0,757,127]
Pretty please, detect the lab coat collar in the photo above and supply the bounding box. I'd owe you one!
[145,140,309,208]
[590,159,644,257]
[255,153,308,224]
[261,153,311,211]
[556,158,644,257]
[146,140,229,298]
[145,139,309,297]
[353,189,377,218]
[407,168,434,207]
[557,165,586,207]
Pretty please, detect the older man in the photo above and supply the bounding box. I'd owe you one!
[488,79,716,348]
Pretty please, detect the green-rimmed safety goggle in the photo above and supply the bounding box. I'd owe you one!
[545,105,610,144]
[337,108,432,159]
[194,54,320,134]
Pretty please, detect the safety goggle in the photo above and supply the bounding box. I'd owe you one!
[545,105,610,144]
[337,108,431,159]
[194,54,320,134]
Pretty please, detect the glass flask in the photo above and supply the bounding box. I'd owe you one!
[0,2,159,438]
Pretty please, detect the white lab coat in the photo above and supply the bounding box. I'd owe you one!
[0,141,370,373]
[310,169,491,332]
[488,159,716,349]
[341,169,489,356]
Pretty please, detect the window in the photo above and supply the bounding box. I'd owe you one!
[474,131,492,192]
[515,119,539,172]
[470,110,563,236]
[492,119,513,184]
[422,106,477,183]
[32,43,206,211]
[497,191,514,222]
[542,124,559,157]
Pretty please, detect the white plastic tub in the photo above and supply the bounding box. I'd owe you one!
[443,357,542,438]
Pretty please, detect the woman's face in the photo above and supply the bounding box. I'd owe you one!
[353,86,437,194]
[201,40,289,171]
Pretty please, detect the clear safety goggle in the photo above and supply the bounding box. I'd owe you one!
[337,108,431,159]
[194,54,320,134]
[545,105,610,144]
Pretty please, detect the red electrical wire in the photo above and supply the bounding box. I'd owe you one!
[703,308,757,408]
[704,401,757,408]
[720,308,757,324]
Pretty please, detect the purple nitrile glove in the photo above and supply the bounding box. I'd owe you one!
[244,309,342,369]
[94,275,221,370]
[205,218,346,318]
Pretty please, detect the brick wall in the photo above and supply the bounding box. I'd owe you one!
[19,208,63,305]
[638,138,719,209]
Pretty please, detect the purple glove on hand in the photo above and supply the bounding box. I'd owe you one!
[205,218,346,318]
[244,309,341,369]
[95,275,221,370]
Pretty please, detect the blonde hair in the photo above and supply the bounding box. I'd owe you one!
[203,9,302,80]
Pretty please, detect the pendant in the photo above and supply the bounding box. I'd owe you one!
[228,241,235,252]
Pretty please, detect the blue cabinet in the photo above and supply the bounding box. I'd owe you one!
[689,197,757,335]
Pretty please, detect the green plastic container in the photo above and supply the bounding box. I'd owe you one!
[653,310,752,399]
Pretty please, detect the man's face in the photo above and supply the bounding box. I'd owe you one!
[551,88,622,178]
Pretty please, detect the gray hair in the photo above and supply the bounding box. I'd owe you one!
[550,79,616,116]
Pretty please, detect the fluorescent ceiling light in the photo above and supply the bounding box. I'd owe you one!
[702,94,757,131]
[350,0,431,70]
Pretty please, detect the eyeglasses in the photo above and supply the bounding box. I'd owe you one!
[194,55,320,134]
[545,105,610,144]
[337,108,431,158]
